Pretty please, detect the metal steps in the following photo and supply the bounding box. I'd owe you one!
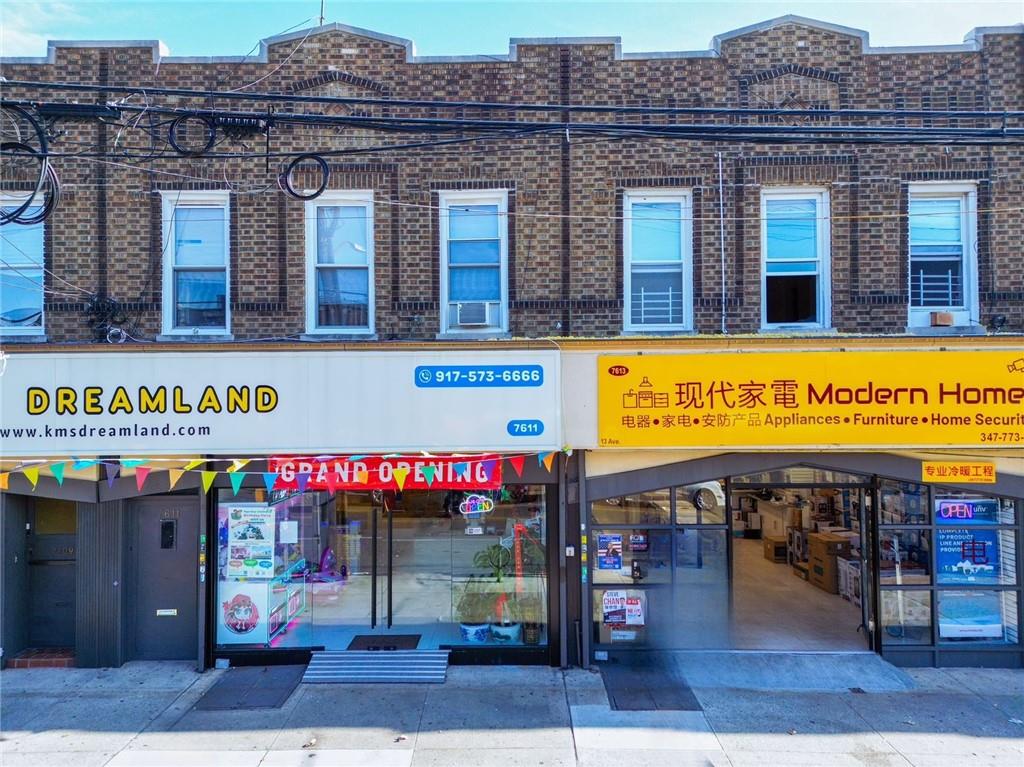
[302,650,450,684]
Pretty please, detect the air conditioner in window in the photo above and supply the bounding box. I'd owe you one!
[455,301,494,327]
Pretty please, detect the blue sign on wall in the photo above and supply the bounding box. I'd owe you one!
[937,528,1001,584]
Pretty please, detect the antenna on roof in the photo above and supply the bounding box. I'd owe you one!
[319,0,325,26]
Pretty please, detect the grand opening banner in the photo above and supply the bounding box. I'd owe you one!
[0,350,560,456]
[597,351,1024,449]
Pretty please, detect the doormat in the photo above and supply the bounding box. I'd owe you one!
[347,634,421,651]
[600,657,703,712]
[194,665,305,710]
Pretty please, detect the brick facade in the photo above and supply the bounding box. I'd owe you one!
[1,17,1022,342]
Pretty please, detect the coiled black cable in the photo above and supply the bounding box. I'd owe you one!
[277,152,329,200]
[168,113,217,156]
[0,104,50,225]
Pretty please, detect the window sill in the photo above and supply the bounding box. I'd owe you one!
[621,328,696,337]
[156,333,235,343]
[301,333,378,342]
[0,333,48,344]
[758,327,838,335]
[906,325,986,336]
[435,331,512,341]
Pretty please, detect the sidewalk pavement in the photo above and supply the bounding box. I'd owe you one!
[1,661,1022,767]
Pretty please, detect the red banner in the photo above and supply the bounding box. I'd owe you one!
[269,455,503,491]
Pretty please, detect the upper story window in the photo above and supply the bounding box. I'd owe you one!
[623,190,692,332]
[161,191,230,335]
[761,188,831,329]
[305,192,374,334]
[908,183,978,328]
[1,195,45,335]
[439,190,508,335]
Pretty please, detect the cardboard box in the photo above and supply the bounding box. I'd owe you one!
[808,532,851,559]
[763,535,787,563]
[930,311,954,326]
[809,554,839,593]
[792,560,809,581]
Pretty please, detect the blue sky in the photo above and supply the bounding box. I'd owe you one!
[1,1,1021,58]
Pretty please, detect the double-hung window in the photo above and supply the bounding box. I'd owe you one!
[623,190,692,331]
[1,195,45,335]
[305,192,374,334]
[161,191,230,335]
[761,188,831,329]
[439,190,508,334]
[908,183,978,328]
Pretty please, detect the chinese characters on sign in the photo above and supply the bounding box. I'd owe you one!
[598,351,1024,448]
[922,462,996,484]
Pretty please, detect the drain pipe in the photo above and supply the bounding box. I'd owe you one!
[718,151,728,335]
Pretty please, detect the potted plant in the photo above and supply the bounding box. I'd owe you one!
[490,591,522,644]
[516,593,545,645]
[473,543,512,581]
[456,578,493,643]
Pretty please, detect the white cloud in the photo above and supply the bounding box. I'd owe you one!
[0,2,83,57]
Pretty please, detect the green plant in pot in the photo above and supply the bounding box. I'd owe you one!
[473,543,512,581]
[456,579,493,643]
[515,593,545,645]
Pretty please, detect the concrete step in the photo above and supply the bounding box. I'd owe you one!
[303,650,450,684]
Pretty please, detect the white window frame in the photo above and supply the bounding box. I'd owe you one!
[623,189,693,332]
[438,189,509,335]
[304,191,375,335]
[907,182,978,328]
[0,192,46,336]
[160,190,231,335]
[760,187,831,331]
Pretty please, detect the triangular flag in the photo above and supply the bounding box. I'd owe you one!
[542,452,556,472]
[537,451,551,468]
[72,458,97,470]
[481,459,497,481]
[135,466,151,492]
[296,473,311,493]
[229,471,246,496]
[184,459,205,471]
[262,472,278,492]
[324,472,340,494]
[348,455,367,461]
[201,471,217,494]
[228,460,250,473]
[122,459,148,469]
[356,470,369,485]
[508,455,525,477]
[0,472,8,491]
[168,469,185,491]
[393,466,410,490]
[105,462,120,488]
[421,465,436,486]
[453,461,468,478]
[51,462,66,486]
[23,466,40,489]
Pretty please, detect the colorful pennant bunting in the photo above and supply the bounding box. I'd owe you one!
[541,452,556,472]
[481,459,497,481]
[453,461,468,477]
[508,455,525,477]
[229,471,246,496]
[122,459,148,469]
[356,470,369,485]
[105,462,120,488]
[324,472,340,494]
[168,469,185,491]
[72,458,97,470]
[421,465,437,486]
[135,466,151,492]
[393,466,410,490]
[0,473,8,491]
[201,471,217,494]
[51,462,66,486]
[184,459,205,471]
[228,459,250,473]
[295,473,311,493]
[23,466,40,489]
[262,472,279,493]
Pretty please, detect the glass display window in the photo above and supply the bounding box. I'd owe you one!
[881,589,932,645]
[879,529,931,585]
[937,591,1019,644]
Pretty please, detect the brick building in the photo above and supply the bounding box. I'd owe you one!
[1,14,1022,343]
[2,17,1023,673]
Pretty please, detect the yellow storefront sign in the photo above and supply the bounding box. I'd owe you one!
[921,461,996,483]
[597,351,1024,449]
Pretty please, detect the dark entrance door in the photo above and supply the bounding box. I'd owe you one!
[132,498,199,660]
[27,499,77,648]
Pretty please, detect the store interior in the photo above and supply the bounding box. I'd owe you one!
[729,469,870,651]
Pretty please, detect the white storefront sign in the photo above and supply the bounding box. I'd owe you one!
[0,350,561,456]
